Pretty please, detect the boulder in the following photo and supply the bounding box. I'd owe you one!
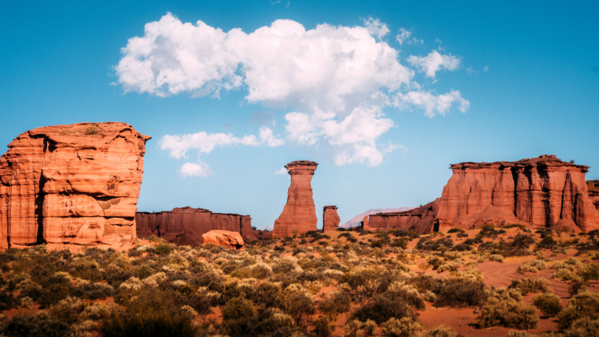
[135,206,256,244]
[0,122,150,251]
[323,206,340,232]
[202,230,244,250]
[273,161,318,237]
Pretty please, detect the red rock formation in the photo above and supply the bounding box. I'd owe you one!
[323,206,340,232]
[202,230,244,250]
[135,206,256,245]
[365,155,599,233]
[588,180,599,211]
[0,122,150,251]
[273,161,318,237]
[366,199,440,234]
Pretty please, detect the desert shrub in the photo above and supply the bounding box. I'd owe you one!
[421,325,459,337]
[312,316,334,337]
[416,237,453,251]
[427,257,444,270]
[561,317,599,337]
[0,290,17,311]
[447,228,463,234]
[538,235,558,249]
[351,295,416,325]
[343,319,377,337]
[558,291,599,329]
[553,268,582,282]
[320,284,352,318]
[74,282,114,300]
[434,277,487,308]
[101,287,198,337]
[155,243,174,256]
[84,125,99,135]
[0,313,71,337]
[578,262,599,281]
[532,292,562,316]
[451,243,471,252]
[505,234,535,256]
[568,281,587,296]
[385,281,425,310]
[477,289,538,329]
[488,254,504,262]
[381,317,423,337]
[279,284,314,322]
[272,258,299,274]
[391,238,409,249]
[517,259,547,274]
[504,331,536,337]
[508,277,549,295]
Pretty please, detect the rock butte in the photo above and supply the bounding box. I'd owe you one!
[367,155,599,233]
[0,122,150,251]
[323,206,340,232]
[135,206,256,246]
[273,161,318,237]
[588,180,599,211]
[202,230,244,250]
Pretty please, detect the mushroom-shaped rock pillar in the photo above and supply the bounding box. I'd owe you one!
[323,206,340,232]
[273,161,318,237]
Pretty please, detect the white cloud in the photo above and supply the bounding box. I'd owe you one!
[484,66,489,72]
[407,50,461,78]
[363,17,390,40]
[118,13,469,171]
[275,167,288,175]
[179,161,212,177]
[394,90,470,118]
[395,28,411,45]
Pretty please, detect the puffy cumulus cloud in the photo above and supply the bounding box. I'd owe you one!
[179,162,212,177]
[117,13,470,173]
[393,90,470,118]
[116,13,412,114]
[407,50,461,78]
[274,167,288,175]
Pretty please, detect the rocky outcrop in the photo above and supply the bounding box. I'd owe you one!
[364,155,599,233]
[341,207,414,229]
[273,161,318,237]
[366,199,440,234]
[202,230,244,250]
[135,206,256,245]
[588,180,599,211]
[323,206,340,232]
[0,122,150,251]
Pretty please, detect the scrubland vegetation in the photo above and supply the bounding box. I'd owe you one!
[2,226,599,336]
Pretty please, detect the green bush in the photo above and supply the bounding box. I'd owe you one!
[312,316,334,337]
[382,317,423,337]
[434,277,487,308]
[532,292,563,316]
[421,325,459,337]
[155,243,174,256]
[0,314,71,337]
[508,277,549,295]
[561,317,599,337]
[477,294,538,329]
[558,291,599,329]
[351,295,417,325]
[578,262,599,281]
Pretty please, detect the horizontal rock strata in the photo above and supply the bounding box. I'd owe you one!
[0,122,150,251]
[135,206,256,245]
[366,155,599,233]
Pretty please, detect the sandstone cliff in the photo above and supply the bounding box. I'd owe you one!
[588,180,599,211]
[135,206,256,245]
[366,199,440,234]
[0,122,150,251]
[323,206,340,232]
[365,155,599,233]
[273,161,318,237]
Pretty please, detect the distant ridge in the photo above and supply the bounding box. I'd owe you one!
[340,207,415,228]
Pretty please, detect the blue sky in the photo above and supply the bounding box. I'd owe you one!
[1,1,598,229]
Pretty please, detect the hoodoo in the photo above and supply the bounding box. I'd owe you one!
[273,161,318,237]
[367,155,599,233]
[323,206,340,232]
[135,206,256,245]
[0,122,150,251]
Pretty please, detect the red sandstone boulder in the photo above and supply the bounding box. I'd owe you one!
[323,206,340,232]
[202,230,244,250]
[273,161,318,237]
[0,122,150,251]
[135,206,257,245]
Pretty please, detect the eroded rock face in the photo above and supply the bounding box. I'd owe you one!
[135,206,256,245]
[366,199,440,234]
[0,122,150,251]
[323,206,340,232]
[364,155,599,233]
[588,181,599,211]
[273,161,318,237]
[202,230,244,250]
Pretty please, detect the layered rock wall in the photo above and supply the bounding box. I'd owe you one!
[273,161,318,237]
[323,206,340,232]
[135,206,256,245]
[364,155,599,233]
[0,122,150,251]
[588,180,599,211]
